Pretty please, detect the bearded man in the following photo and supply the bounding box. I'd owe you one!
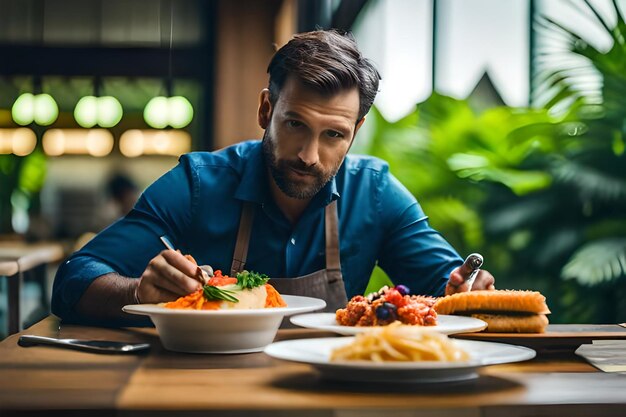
[52,30,494,326]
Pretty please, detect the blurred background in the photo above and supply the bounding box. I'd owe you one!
[1,0,625,337]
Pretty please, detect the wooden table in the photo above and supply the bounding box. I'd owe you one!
[0,241,65,334]
[1,317,626,416]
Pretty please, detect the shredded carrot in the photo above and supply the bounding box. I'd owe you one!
[207,270,237,286]
[163,268,286,310]
[265,284,287,308]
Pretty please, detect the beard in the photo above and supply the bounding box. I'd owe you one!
[262,129,339,200]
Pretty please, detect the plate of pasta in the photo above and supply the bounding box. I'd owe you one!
[264,323,535,383]
[289,312,487,335]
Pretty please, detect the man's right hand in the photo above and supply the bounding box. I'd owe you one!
[135,249,203,304]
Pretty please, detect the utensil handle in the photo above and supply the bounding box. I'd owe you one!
[460,253,483,290]
[18,335,69,348]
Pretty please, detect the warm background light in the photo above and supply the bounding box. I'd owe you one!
[11,93,59,126]
[168,96,194,129]
[34,94,59,126]
[11,93,35,126]
[74,96,99,128]
[120,129,191,157]
[43,129,114,157]
[143,97,169,129]
[144,96,193,129]
[97,96,123,128]
[0,128,37,155]
[74,96,123,128]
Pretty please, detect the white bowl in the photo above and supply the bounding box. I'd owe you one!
[122,295,326,354]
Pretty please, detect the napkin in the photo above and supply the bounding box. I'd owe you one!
[575,340,626,373]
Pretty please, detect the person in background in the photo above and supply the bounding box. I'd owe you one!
[74,173,140,251]
[52,29,495,326]
[106,173,139,219]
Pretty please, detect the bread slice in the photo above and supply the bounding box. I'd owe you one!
[434,290,551,315]
[470,313,549,333]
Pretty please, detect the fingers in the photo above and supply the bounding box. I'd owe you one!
[445,269,469,295]
[162,250,199,277]
[473,270,496,291]
[138,250,203,303]
[445,268,496,295]
[135,279,181,304]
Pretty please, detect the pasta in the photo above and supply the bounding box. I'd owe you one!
[330,322,469,362]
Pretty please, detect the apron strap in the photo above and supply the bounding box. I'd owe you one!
[325,200,341,272]
[230,202,256,276]
[230,200,341,275]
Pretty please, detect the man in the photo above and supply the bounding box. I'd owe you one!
[52,30,494,326]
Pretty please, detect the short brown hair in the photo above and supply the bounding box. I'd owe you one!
[267,29,381,122]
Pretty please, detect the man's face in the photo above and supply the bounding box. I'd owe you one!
[260,77,364,200]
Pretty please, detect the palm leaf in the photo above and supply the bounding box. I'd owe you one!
[562,238,626,285]
[421,197,484,249]
[551,158,626,201]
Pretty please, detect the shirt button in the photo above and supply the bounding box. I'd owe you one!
[290,238,296,245]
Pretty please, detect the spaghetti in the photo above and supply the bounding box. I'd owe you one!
[330,322,469,362]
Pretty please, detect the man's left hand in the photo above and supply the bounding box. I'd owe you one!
[445,268,495,295]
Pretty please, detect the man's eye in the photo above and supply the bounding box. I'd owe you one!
[326,130,344,138]
[287,120,303,128]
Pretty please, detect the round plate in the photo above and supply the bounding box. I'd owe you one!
[122,295,326,354]
[290,313,487,335]
[264,337,536,383]
[123,295,326,317]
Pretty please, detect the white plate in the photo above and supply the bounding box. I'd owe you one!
[122,295,326,354]
[264,337,536,383]
[290,313,487,335]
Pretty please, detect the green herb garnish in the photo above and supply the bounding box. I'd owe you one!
[203,285,239,303]
[236,270,270,289]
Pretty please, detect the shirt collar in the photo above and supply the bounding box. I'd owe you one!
[234,140,341,206]
[234,142,268,204]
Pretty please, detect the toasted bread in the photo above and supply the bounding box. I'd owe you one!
[470,313,549,333]
[434,290,551,315]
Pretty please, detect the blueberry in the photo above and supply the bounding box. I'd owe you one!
[375,305,391,320]
[395,284,410,296]
[383,302,397,313]
[376,302,398,321]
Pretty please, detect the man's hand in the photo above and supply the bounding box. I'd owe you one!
[135,249,203,303]
[445,268,495,295]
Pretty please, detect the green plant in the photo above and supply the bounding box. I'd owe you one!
[359,1,626,323]
[0,150,47,235]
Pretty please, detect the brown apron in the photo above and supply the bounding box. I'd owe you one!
[230,200,348,313]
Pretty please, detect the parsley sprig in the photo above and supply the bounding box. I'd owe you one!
[203,285,238,303]
[236,270,270,289]
[201,270,269,303]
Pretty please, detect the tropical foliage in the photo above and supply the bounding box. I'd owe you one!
[0,150,47,235]
[360,0,626,323]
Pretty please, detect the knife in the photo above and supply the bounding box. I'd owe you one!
[18,335,150,354]
[459,253,483,291]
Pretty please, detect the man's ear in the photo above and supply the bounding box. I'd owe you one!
[258,89,272,129]
[354,116,366,137]
[347,117,366,152]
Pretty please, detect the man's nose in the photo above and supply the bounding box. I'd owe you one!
[297,137,319,166]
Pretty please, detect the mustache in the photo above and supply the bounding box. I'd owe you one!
[281,159,322,175]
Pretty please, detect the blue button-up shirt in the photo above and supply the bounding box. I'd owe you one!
[52,140,462,323]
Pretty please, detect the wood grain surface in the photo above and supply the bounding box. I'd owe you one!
[2,317,626,417]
